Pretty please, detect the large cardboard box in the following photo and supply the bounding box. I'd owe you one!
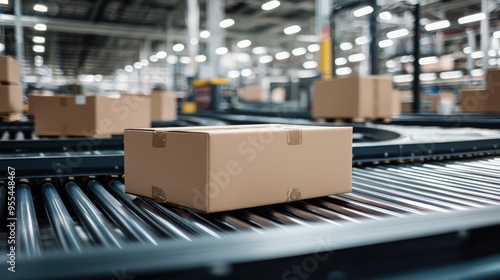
[150,91,177,121]
[0,85,23,113]
[0,56,21,84]
[371,77,400,118]
[125,124,352,213]
[238,86,267,102]
[461,88,500,113]
[29,94,151,136]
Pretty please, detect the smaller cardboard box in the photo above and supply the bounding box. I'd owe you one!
[371,76,399,118]
[29,94,151,136]
[485,69,500,95]
[150,91,177,121]
[0,84,23,113]
[0,56,21,84]
[423,92,456,113]
[238,86,267,102]
[125,124,352,213]
[461,88,500,113]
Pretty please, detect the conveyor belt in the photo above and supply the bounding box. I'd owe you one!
[2,156,500,279]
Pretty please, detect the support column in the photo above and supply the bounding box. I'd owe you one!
[412,3,421,113]
[480,0,489,71]
[316,0,332,79]
[14,0,24,71]
[369,0,379,75]
[207,0,225,78]
[187,0,199,78]
[467,29,475,75]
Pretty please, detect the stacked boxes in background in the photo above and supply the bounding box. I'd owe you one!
[312,76,400,120]
[237,86,267,102]
[0,56,23,114]
[150,90,177,121]
[29,94,151,137]
[461,69,500,113]
[399,91,457,113]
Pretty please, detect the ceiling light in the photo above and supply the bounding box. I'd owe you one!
[134,62,142,69]
[261,0,280,11]
[215,47,228,55]
[140,59,149,66]
[440,70,463,79]
[259,55,273,64]
[379,11,392,20]
[400,55,414,63]
[156,51,167,59]
[419,56,438,65]
[297,70,317,78]
[463,47,472,54]
[494,31,500,38]
[195,54,207,62]
[34,23,47,31]
[252,47,266,54]
[124,65,133,72]
[379,39,393,48]
[470,69,483,77]
[179,56,191,64]
[488,58,497,66]
[284,25,301,35]
[34,56,43,67]
[200,30,210,39]
[355,36,369,45]
[296,35,318,42]
[33,45,45,53]
[471,51,484,59]
[424,20,450,31]
[353,6,373,17]
[0,0,9,4]
[307,44,320,52]
[340,42,353,51]
[167,55,178,64]
[387,28,409,39]
[303,61,318,69]
[275,51,290,60]
[393,74,414,83]
[33,4,47,12]
[348,53,365,62]
[172,43,184,52]
[32,36,45,44]
[241,69,252,77]
[488,50,497,57]
[237,39,252,48]
[190,38,198,45]
[150,55,158,62]
[336,67,352,76]
[292,47,307,56]
[219,19,235,28]
[94,75,103,82]
[420,73,437,81]
[386,60,397,68]
[228,70,240,78]
[458,13,486,24]
[335,57,347,65]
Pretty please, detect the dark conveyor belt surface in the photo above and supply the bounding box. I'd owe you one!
[2,156,500,279]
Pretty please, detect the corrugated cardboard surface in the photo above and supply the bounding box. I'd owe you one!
[371,77,398,118]
[461,88,500,113]
[30,94,151,136]
[238,86,267,102]
[150,91,177,121]
[125,124,352,213]
[0,85,23,113]
[0,56,21,84]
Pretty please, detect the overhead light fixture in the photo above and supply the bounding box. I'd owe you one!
[419,73,437,81]
[33,4,48,12]
[32,36,45,44]
[471,51,484,59]
[95,75,103,82]
[393,74,414,83]
[172,43,184,52]
[355,36,369,45]
[297,70,317,78]
[307,43,320,52]
[303,61,318,69]
[488,58,497,66]
[219,19,235,28]
[156,51,167,59]
[488,50,497,57]
[340,42,353,51]
[141,59,149,66]
[190,38,198,45]
[463,47,472,54]
[34,55,43,67]
[134,62,142,69]
[494,31,500,38]
[215,47,228,55]
[419,56,438,65]
[335,57,347,65]
[424,20,450,31]
[124,65,133,72]
[336,67,352,76]
[259,55,273,63]
[241,68,253,77]
[252,47,266,54]
[387,28,409,39]
[228,70,240,78]
[353,6,373,17]
[34,23,47,31]
[348,53,365,62]
[200,30,210,39]
[0,0,9,5]
[179,56,191,64]
[195,54,207,62]
[149,55,158,62]
[470,69,483,77]
[440,70,463,80]
[275,51,290,60]
[167,55,178,64]
[33,45,45,53]
[296,35,318,42]
[379,39,393,48]
[379,11,392,20]
[292,47,307,56]
[386,60,397,68]
[261,0,280,11]
[237,39,252,48]
[458,13,486,24]
[284,25,301,35]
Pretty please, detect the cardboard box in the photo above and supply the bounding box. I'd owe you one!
[0,84,23,113]
[125,124,352,213]
[423,92,456,113]
[371,77,400,118]
[485,69,500,95]
[238,86,267,102]
[0,56,21,84]
[461,88,500,113]
[29,94,151,136]
[150,91,177,121]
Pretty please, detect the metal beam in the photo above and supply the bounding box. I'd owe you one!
[14,0,24,68]
[412,3,421,113]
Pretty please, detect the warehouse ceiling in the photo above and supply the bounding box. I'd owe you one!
[0,0,498,78]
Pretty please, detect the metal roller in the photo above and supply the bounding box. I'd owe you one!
[16,184,42,257]
[0,184,5,228]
